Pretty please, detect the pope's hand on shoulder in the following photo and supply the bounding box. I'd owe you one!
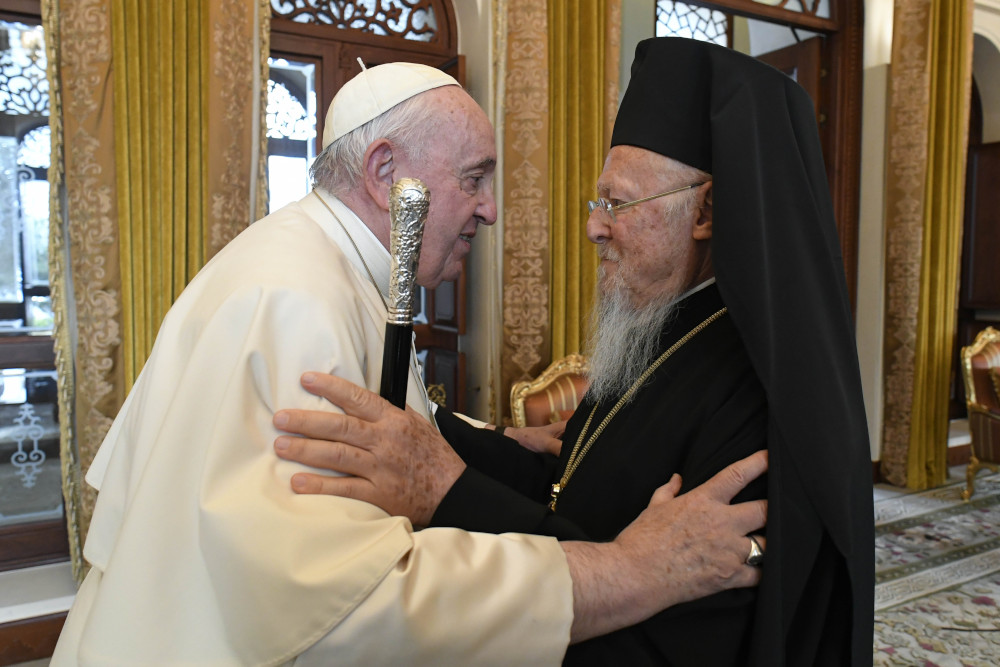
[272,372,465,528]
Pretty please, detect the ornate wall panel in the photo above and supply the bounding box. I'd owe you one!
[46,0,124,581]
[499,0,550,421]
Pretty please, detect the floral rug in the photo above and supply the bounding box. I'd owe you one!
[874,471,1000,665]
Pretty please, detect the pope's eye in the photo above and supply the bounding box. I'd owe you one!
[462,176,483,193]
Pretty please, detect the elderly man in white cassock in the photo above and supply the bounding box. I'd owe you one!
[52,63,767,666]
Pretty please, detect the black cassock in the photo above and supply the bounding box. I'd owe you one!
[433,37,875,667]
[431,284,770,665]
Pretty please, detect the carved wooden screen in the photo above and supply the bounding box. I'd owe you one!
[268,0,467,411]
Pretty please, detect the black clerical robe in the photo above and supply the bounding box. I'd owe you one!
[432,284,769,665]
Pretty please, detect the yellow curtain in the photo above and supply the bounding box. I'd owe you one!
[548,0,620,359]
[47,0,270,581]
[880,0,974,489]
[113,0,270,388]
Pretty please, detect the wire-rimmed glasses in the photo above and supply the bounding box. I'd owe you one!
[587,182,707,222]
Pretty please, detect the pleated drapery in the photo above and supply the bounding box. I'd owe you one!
[45,0,270,581]
[548,0,620,360]
[880,0,974,489]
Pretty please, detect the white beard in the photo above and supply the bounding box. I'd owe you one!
[585,262,681,405]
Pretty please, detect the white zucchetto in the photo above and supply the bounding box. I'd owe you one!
[323,61,459,149]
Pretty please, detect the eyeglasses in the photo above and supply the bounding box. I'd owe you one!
[587,182,707,222]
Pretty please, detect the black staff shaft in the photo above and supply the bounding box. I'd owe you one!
[379,323,412,409]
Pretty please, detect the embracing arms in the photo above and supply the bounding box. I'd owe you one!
[274,372,767,643]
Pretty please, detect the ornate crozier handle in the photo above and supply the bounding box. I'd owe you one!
[379,178,430,408]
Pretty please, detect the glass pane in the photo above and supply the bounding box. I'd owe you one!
[267,58,316,214]
[26,295,52,329]
[19,178,48,288]
[0,22,49,117]
[0,368,62,527]
[656,1,728,46]
[1,20,50,332]
[0,136,21,304]
[268,155,311,212]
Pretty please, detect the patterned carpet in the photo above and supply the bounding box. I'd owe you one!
[874,471,1000,665]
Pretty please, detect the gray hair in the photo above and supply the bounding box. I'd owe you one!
[310,89,446,197]
[662,160,712,220]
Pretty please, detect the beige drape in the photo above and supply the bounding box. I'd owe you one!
[46,0,270,581]
[499,0,620,421]
[880,0,974,489]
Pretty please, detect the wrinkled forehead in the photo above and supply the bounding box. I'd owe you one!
[422,88,497,162]
[597,145,688,193]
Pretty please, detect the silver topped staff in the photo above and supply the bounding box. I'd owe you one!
[380,178,430,409]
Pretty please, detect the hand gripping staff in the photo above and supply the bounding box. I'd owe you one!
[379,178,429,408]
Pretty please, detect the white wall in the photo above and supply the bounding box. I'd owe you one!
[856,0,894,461]
[453,1,497,421]
[975,1,1000,143]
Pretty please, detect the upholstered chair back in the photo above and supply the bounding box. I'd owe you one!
[510,355,590,428]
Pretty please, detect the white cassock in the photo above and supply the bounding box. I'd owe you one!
[51,189,573,666]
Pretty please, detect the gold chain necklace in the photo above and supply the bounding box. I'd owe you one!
[549,307,727,511]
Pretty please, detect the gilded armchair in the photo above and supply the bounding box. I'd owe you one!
[960,327,1000,500]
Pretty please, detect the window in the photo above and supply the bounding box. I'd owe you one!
[0,6,66,572]
[655,1,730,46]
[266,58,317,213]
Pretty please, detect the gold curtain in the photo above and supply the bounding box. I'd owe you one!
[880,0,974,489]
[548,0,620,359]
[499,0,620,420]
[46,0,270,582]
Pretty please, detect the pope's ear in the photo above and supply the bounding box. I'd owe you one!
[692,181,712,241]
[362,139,395,210]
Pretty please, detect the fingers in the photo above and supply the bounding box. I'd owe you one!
[299,372,389,422]
[290,472,375,501]
[275,436,375,476]
[649,473,683,503]
[702,449,768,503]
[546,420,567,439]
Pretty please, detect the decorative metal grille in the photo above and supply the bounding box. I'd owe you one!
[271,0,438,42]
[17,125,49,170]
[656,1,728,46]
[0,370,61,526]
[9,402,45,488]
[267,81,313,141]
[0,23,48,117]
